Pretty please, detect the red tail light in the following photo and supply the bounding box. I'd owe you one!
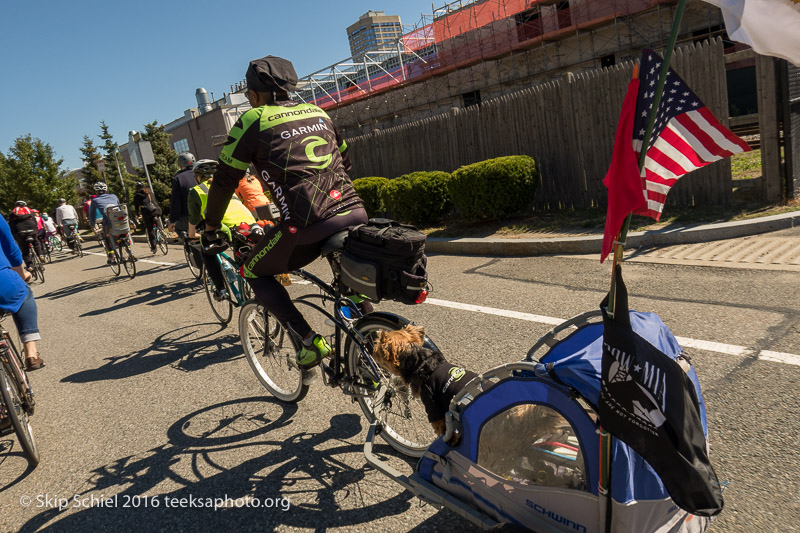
[415,290,429,304]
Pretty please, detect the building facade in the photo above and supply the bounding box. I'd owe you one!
[347,11,403,58]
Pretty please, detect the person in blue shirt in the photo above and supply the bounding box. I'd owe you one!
[88,182,122,264]
[0,212,45,370]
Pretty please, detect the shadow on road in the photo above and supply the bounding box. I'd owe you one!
[17,398,430,531]
[0,439,37,492]
[78,278,199,317]
[61,323,239,383]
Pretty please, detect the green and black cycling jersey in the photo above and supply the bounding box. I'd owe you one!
[205,100,363,229]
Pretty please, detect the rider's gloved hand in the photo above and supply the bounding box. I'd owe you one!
[201,226,230,254]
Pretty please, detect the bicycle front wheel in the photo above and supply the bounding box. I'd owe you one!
[50,236,62,252]
[203,270,233,325]
[346,316,437,457]
[121,244,136,279]
[0,367,39,466]
[155,228,169,255]
[239,301,308,403]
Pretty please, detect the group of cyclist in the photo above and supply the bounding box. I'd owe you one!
[5,54,369,380]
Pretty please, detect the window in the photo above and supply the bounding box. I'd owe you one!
[173,139,189,153]
[515,7,542,42]
[477,404,587,491]
[462,89,481,109]
[557,1,571,29]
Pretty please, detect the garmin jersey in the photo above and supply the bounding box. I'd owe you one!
[205,100,363,229]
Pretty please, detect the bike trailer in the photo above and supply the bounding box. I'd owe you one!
[107,205,130,236]
[365,310,714,532]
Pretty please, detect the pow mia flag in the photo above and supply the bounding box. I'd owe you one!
[599,267,723,517]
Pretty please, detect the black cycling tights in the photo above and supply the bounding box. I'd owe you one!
[244,208,368,339]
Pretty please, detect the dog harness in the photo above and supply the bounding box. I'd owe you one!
[420,363,479,423]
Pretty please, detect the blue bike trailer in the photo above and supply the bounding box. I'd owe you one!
[364,310,714,532]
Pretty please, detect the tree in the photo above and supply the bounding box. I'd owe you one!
[0,135,77,214]
[79,135,103,195]
[139,121,178,211]
[99,121,138,203]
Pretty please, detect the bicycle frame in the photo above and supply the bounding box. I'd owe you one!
[216,251,249,307]
[289,266,387,396]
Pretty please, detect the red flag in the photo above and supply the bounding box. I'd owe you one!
[601,71,646,263]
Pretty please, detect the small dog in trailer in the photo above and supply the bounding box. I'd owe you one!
[373,325,568,456]
[372,324,479,438]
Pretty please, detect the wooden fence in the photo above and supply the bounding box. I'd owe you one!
[346,38,732,210]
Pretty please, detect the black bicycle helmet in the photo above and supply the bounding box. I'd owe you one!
[245,55,298,93]
[135,182,145,190]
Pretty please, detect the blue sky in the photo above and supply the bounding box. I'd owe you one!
[0,1,437,171]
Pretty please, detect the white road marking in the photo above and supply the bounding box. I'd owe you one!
[423,298,800,367]
[82,252,800,367]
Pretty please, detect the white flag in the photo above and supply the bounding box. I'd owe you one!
[703,0,800,65]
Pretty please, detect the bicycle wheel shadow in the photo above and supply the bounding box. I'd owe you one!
[17,398,425,532]
[60,324,241,383]
[0,439,37,491]
[78,278,198,316]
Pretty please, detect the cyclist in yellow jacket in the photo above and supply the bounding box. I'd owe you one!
[188,159,256,301]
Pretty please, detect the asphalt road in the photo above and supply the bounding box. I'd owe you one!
[1,232,798,532]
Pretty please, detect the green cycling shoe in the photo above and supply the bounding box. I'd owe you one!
[296,334,332,370]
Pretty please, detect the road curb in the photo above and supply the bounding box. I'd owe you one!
[425,211,800,256]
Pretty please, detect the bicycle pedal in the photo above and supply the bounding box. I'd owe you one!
[301,368,319,385]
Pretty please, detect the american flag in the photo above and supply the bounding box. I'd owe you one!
[633,50,751,220]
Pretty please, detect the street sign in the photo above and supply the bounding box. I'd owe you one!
[97,159,106,173]
[138,141,156,165]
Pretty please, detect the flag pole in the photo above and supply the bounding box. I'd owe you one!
[601,3,689,530]
[608,0,688,318]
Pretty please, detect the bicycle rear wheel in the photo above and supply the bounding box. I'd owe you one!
[29,253,45,284]
[346,316,437,457]
[184,243,203,279]
[203,270,233,324]
[0,367,39,466]
[75,238,84,257]
[120,244,136,279]
[155,228,169,255]
[239,301,308,402]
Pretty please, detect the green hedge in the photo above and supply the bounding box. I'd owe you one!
[352,176,388,217]
[379,171,452,226]
[448,156,540,221]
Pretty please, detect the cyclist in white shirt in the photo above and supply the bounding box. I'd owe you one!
[55,198,80,252]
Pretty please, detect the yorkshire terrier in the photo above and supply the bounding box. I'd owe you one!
[373,325,478,438]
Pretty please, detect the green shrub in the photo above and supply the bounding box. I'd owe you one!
[379,171,452,226]
[448,155,540,221]
[352,176,388,216]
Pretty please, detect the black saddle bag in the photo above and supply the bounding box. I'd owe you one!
[340,218,429,304]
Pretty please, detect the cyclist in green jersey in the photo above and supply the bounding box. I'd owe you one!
[202,55,367,371]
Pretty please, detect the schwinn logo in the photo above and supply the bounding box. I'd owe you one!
[526,500,587,533]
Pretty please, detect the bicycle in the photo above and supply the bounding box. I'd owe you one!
[141,216,168,255]
[202,227,256,325]
[64,224,84,257]
[0,313,39,466]
[19,231,45,284]
[107,232,137,279]
[237,229,437,457]
[45,234,62,254]
[103,205,137,279]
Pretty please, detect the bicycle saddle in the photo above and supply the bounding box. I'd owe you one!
[320,230,349,257]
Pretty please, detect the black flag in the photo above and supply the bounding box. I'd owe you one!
[599,266,723,517]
